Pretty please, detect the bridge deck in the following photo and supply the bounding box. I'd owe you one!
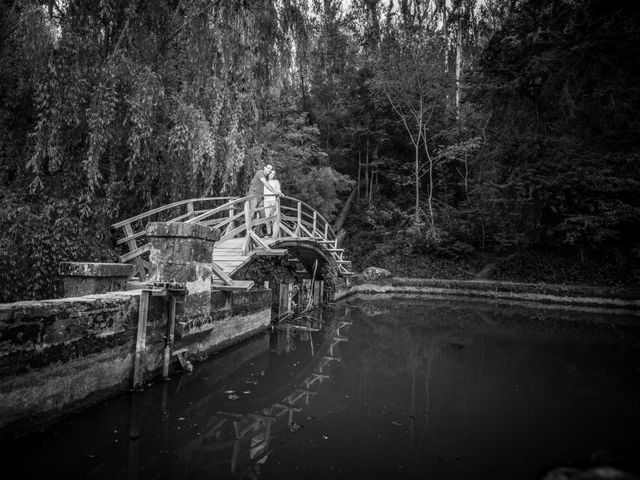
[212,237,278,274]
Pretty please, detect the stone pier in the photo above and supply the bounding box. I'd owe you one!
[146,222,219,332]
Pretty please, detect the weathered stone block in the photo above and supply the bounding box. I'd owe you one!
[151,263,198,284]
[60,262,134,297]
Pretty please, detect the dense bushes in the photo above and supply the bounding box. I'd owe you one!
[0,194,116,302]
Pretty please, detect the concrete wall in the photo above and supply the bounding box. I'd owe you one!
[0,286,272,440]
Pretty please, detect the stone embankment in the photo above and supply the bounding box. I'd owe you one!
[336,269,640,313]
[0,222,274,441]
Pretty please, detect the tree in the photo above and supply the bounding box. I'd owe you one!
[370,19,448,230]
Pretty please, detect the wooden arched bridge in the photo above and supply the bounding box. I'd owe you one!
[112,195,353,290]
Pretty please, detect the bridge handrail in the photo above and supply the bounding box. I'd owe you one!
[185,195,252,225]
[280,195,338,241]
[112,197,235,228]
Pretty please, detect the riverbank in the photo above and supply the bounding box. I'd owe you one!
[336,276,640,314]
[344,240,640,289]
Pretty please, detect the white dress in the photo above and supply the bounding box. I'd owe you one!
[263,179,281,213]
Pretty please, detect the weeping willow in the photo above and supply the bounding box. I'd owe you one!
[19,0,310,211]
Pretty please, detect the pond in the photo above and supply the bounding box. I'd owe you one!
[5,295,640,479]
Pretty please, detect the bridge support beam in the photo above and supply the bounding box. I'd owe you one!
[146,222,220,333]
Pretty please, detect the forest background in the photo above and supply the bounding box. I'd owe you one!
[1,0,639,303]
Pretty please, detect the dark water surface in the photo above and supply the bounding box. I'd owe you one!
[5,295,640,479]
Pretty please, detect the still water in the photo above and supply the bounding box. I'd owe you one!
[5,295,640,479]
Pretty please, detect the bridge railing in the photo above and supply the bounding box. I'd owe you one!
[112,195,346,279]
[277,196,338,244]
[112,197,235,279]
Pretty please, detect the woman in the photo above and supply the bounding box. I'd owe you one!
[263,170,282,235]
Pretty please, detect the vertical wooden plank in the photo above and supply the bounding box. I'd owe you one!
[162,295,177,379]
[272,196,281,239]
[302,279,311,310]
[313,280,323,306]
[324,222,328,240]
[228,205,235,233]
[123,223,146,280]
[123,224,138,250]
[279,283,290,317]
[312,211,317,237]
[296,202,302,237]
[243,200,252,255]
[133,290,150,389]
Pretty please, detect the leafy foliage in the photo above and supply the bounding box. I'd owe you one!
[0,0,351,301]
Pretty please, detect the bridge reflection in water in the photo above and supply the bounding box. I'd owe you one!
[2,306,352,479]
[161,311,352,478]
[6,297,640,480]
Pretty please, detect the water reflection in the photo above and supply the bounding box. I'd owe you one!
[4,307,351,479]
[4,297,640,480]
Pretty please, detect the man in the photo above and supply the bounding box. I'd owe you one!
[247,164,280,235]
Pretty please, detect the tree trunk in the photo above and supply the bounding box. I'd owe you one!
[365,137,370,202]
[368,170,375,206]
[333,188,357,233]
[357,151,361,199]
[455,14,462,120]
[415,142,421,224]
[443,0,449,74]
[424,137,435,233]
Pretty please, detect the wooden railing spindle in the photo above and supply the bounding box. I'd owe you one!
[312,211,317,237]
[272,196,281,239]
[243,199,252,255]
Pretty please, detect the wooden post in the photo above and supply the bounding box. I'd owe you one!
[324,222,328,240]
[296,201,302,237]
[162,295,177,380]
[123,223,146,280]
[279,283,290,317]
[243,200,252,255]
[313,280,323,306]
[312,211,317,237]
[272,195,281,239]
[228,205,235,234]
[133,290,150,390]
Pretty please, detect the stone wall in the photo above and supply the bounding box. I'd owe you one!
[0,285,272,440]
[0,291,153,438]
[177,288,272,355]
